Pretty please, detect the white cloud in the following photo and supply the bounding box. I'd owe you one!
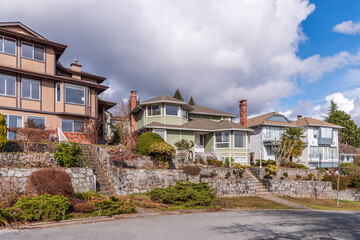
[333,20,360,35]
[2,1,360,116]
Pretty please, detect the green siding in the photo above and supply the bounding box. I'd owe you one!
[204,133,214,152]
[167,130,181,147]
[135,110,145,129]
[181,131,195,142]
[147,116,162,124]
[165,116,181,125]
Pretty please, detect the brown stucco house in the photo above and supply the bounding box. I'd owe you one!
[0,22,115,143]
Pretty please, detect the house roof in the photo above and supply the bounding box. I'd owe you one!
[190,104,237,118]
[98,99,117,110]
[339,143,360,155]
[56,62,106,82]
[142,118,254,133]
[248,112,343,129]
[132,95,193,112]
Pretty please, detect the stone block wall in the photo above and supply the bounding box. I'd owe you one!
[0,167,95,193]
[250,167,319,180]
[0,152,57,168]
[336,189,360,201]
[261,179,333,198]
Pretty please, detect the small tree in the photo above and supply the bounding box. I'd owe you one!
[0,114,7,152]
[174,139,194,161]
[83,116,102,144]
[188,97,195,106]
[173,89,184,101]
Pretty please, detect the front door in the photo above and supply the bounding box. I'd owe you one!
[195,134,204,152]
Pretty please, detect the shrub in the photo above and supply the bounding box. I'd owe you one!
[316,167,327,174]
[110,153,143,166]
[308,173,314,180]
[206,159,223,167]
[323,173,352,190]
[25,168,74,197]
[0,203,17,227]
[253,159,276,167]
[0,114,7,152]
[137,132,164,156]
[348,176,360,188]
[223,157,234,167]
[283,172,288,178]
[182,165,201,175]
[174,139,194,161]
[210,172,217,178]
[283,162,308,169]
[225,171,231,179]
[149,142,175,169]
[265,165,278,179]
[92,196,135,216]
[15,194,70,222]
[340,163,357,175]
[55,142,85,167]
[296,174,301,180]
[148,181,215,208]
[0,177,20,204]
[74,203,95,213]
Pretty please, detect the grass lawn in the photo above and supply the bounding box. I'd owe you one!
[214,196,294,210]
[280,196,360,210]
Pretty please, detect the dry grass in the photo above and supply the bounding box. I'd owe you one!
[0,177,21,204]
[215,196,294,210]
[129,193,167,210]
[280,196,360,210]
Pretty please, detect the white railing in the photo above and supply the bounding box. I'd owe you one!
[211,146,224,161]
[194,144,207,161]
[57,127,68,142]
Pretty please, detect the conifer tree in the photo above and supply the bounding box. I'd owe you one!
[188,97,195,105]
[173,89,184,101]
[0,114,7,152]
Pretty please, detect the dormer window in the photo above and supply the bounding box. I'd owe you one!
[0,36,16,55]
[21,42,45,61]
[166,105,179,116]
[148,105,161,116]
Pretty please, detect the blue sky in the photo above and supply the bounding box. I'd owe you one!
[1,0,360,123]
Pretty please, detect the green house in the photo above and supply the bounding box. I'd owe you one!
[130,93,254,164]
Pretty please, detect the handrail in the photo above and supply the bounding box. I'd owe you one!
[57,127,68,142]
[194,144,207,161]
[211,146,224,161]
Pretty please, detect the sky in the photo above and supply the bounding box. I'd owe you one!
[1,0,360,124]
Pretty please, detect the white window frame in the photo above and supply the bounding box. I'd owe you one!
[61,119,84,133]
[147,105,161,117]
[182,108,188,120]
[234,156,247,163]
[21,41,45,62]
[87,88,91,106]
[27,116,46,128]
[0,35,17,56]
[165,104,179,117]
[0,73,16,97]
[65,83,85,105]
[214,131,230,149]
[153,129,166,141]
[21,78,41,101]
[56,83,61,102]
[3,114,23,140]
[234,132,247,149]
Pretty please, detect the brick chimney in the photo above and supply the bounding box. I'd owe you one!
[239,100,247,127]
[297,115,303,120]
[130,91,137,132]
[70,59,82,79]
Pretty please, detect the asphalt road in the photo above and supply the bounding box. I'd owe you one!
[1,210,359,240]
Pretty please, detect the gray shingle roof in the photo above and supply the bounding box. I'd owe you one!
[190,104,237,117]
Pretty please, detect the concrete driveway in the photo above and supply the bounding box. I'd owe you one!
[1,210,359,240]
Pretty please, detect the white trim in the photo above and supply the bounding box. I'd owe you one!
[87,88,91,106]
[56,83,61,102]
[65,83,85,105]
[21,78,41,101]
[0,73,16,97]
[190,112,237,118]
[165,104,180,117]
[0,35,17,56]
[233,131,247,149]
[21,41,45,62]
[146,105,161,117]
[142,125,253,132]
[61,119,84,133]
[214,131,230,149]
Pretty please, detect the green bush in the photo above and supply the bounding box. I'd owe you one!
[15,194,70,222]
[283,172,288,178]
[206,159,223,167]
[308,173,314,180]
[223,157,234,167]
[265,165,279,179]
[92,197,135,216]
[182,165,201,175]
[149,142,175,169]
[0,114,7,152]
[0,203,17,227]
[323,173,352,190]
[348,176,360,188]
[253,159,276,167]
[137,132,164,156]
[55,142,85,167]
[296,174,302,180]
[148,181,215,208]
[225,171,231,179]
[340,163,357,175]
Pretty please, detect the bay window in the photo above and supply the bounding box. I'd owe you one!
[215,132,229,148]
[61,119,84,133]
[148,105,161,116]
[234,132,246,148]
[165,105,179,116]
[320,127,332,138]
[65,84,85,105]
[21,78,40,100]
[0,36,16,55]
[21,42,45,61]
[0,74,16,97]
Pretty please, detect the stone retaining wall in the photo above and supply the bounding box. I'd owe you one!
[0,152,57,168]
[335,189,360,201]
[109,168,255,196]
[0,167,95,193]
[250,167,319,180]
[261,179,333,198]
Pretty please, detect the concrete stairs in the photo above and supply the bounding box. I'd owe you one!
[243,169,270,195]
[81,145,114,196]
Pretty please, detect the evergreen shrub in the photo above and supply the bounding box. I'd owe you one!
[137,132,164,156]
[0,114,7,152]
[55,142,85,167]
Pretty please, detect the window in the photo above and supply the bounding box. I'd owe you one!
[321,127,332,138]
[182,108,188,119]
[21,42,45,61]
[0,74,16,97]
[3,114,23,140]
[21,78,40,100]
[313,127,319,138]
[87,88,91,106]
[153,129,165,140]
[147,105,161,116]
[65,84,85,105]
[234,157,247,163]
[166,105,179,116]
[215,132,230,148]
[234,132,246,148]
[266,145,275,156]
[28,116,45,129]
[56,83,61,102]
[0,36,16,55]
[61,119,84,133]
[265,126,284,140]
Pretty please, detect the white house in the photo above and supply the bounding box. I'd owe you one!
[247,112,343,168]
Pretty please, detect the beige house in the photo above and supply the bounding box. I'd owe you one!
[0,22,115,142]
